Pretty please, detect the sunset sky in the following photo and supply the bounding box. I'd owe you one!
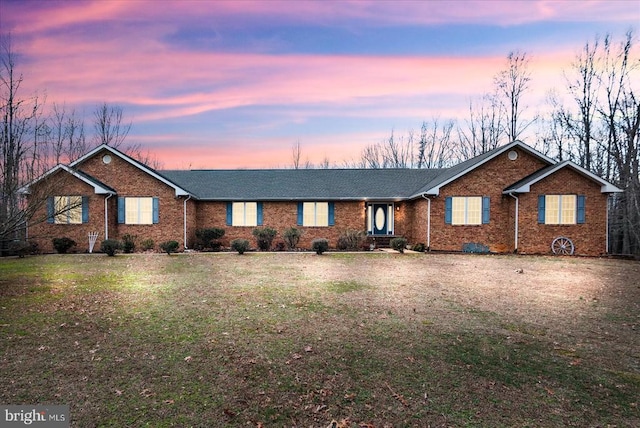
[1,0,638,169]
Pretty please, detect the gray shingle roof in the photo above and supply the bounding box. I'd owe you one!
[159,142,565,200]
[160,168,445,200]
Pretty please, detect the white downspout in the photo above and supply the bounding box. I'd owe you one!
[509,193,519,253]
[183,195,192,249]
[104,193,114,240]
[606,194,610,254]
[421,194,431,251]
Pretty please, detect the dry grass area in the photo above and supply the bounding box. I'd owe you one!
[0,252,639,427]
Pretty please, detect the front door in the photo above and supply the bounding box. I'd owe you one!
[371,203,392,235]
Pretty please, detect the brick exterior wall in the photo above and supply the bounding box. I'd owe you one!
[28,171,108,254]
[195,201,367,250]
[30,149,191,253]
[429,147,548,253]
[26,146,612,256]
[404,198,429,248]
[517,168,608,256]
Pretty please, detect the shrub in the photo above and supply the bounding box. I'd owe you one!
[390,237,408,253]
[195,227,225,251]
[274,241,286,252]
[282,227,302,250]
[412,242,426,252]
[121,234,136,254]
[336,229,365,250]
[8,240,37,257]
[230,239,250,255]
[252,227,277,251]
[311,238,329,255]
[141,239,155,251]
[52,237,76,254]
[159,240,180,255]
[100,239,122,257]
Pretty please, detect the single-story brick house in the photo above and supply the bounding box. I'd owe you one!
[20,140,621,256]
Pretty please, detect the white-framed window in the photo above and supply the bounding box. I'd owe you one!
[445,196,489,225]
[541,195,579,225]
[298,202,334,227]
[118,197,158,225]
[303,202,328,227]
[451,196,482,225]
[232,202,258,227]
[53,196,83,224]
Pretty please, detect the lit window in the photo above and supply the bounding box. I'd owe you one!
[122,197,156,225]
[451,196,482,225]
[232,202,258,226]
[303,202,329,227]
[54,196,83,224]
[544,195,577,225]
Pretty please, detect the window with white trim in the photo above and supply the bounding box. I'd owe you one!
[297,202,335,227]
[121,197,156,225]
[232,202,258,227]
[451,196,482,225]
[54,196,83,224]
[445,196,490,226]
[303,202,329,227]
[541,194,580,225]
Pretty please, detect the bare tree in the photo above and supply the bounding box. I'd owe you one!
[93,102,131,148]
[0,36,48,250]
[562,38,602,171]
[291,140,302,169]
[458,93,504,159]
[597,31,640,254]
[418,119,455,168]
[494,51,534,142]
[543,90,576,162]
[359,130,414,168]
[50,102,86,164]
[319,156,331,169]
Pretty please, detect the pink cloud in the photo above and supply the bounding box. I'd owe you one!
[3,0,636,169]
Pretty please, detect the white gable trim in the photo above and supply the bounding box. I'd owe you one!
[503,160,623,194]
[70,144,191,197]
[18,164,116,195]
[417,141,556,196]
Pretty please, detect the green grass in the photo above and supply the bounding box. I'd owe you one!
[0,253,638,427]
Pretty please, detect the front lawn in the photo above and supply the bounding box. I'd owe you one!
[1,253,638,427]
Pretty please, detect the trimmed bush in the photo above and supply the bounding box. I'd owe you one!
[311,238,329,255]
[412,242,426,252]
[195,227,225,251]
[252,227,277,251]
[141,239,155,251]
[336,229,365,250]
[159,240,180,255]
[390,237,408,253]
[100,239,122,257]
[121,234,136,254]
[231,239,250,255]
[282,227,302,250]
[52,237,76,254]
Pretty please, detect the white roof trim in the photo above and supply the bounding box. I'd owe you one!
[18,164,116,195]
[503,160,623,194]
[70,144,191,197]
[418,140,556,196]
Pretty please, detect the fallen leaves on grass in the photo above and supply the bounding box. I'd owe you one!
[385,382,409,407]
